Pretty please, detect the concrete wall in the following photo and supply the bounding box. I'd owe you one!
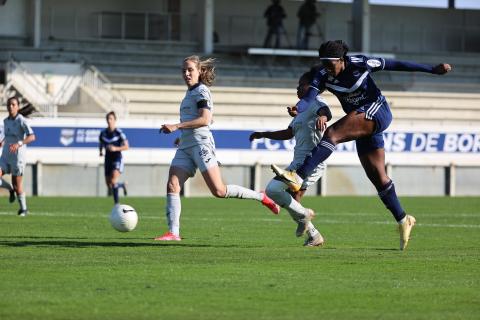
[2,162,477,198]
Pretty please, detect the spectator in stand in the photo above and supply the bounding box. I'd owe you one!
[263,0,287,48]
[296,0,319,49]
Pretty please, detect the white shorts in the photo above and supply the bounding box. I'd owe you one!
[0,156,26,176]
[171,144,218,177]
[287,162,325,190]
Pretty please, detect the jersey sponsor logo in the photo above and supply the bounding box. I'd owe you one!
[367,59,382,68]
[343,92,367,105]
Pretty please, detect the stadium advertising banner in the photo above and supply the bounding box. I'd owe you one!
[0,119,478,166]
[23,126,480,154]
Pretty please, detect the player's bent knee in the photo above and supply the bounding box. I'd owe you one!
[266,179,287,198]
[167,180,181,194]
[324,127,339,144]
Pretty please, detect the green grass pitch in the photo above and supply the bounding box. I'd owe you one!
[1,196,479,320]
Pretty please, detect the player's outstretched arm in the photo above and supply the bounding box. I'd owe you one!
[384,59,452,75]
[249,128,294,141]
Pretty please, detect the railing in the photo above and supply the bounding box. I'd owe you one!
[53,73,81,105]
[81,65,128,118]
[5,59,57,117]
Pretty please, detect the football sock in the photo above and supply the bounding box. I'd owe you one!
[306,222,319,238]
[18,193,27,211]
[378,180,406,222]
[0,178,13,191]
[265,179,306,221]
[112,184,119,204]
[225,185,262,201]
[166,193,181,236]
[297,137,335,178]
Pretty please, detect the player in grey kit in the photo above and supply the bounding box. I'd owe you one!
[155,55,280,241]
[0,97,36,216]
[250,68,332,247]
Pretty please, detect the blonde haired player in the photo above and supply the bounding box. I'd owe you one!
[155,56,279,241]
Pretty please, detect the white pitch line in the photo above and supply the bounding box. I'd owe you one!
[1,212,479,229]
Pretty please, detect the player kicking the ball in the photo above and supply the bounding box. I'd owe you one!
[272,40,452,250]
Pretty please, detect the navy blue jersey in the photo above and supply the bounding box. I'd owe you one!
[312,55,386,114]
[298,55,435,114]
[99,128,127,162]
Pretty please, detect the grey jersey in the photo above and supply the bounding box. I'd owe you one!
[1,114,34,161]
[288,96,327,169]
[178,83,215,149]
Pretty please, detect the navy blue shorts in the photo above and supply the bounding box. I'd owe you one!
[104,158,124,176]
[355,98,392,156]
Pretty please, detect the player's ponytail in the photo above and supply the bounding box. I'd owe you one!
[19,103,36,118]
[184,55,216,87]
[318,40,349,60]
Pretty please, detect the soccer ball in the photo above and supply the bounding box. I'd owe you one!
[109,204,138,232]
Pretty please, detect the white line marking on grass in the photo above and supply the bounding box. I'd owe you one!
[1,211,479,228]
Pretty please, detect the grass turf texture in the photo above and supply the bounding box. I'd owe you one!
[0,196,479,320]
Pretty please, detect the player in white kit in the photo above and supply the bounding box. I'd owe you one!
[250,69,332,246]
[155,56,280,241]
[0,97,36,216]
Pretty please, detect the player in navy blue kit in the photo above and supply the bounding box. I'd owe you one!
[273,40,452,250]
[99,111,129,204]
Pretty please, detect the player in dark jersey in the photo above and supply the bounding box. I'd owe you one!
[273,40,452,250]
[99,111,129,204]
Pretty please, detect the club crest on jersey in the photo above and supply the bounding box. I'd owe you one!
[367,59,381,68]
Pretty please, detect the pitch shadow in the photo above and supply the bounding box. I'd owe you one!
[0,240,241,249]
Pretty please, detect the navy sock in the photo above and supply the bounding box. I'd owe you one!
[113,184,119,204]
[378,180,406,222]
[297,137,335,178]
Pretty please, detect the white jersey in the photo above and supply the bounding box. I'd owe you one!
[1,114,34,162]
[287,96,327,170]
[178,83,215,149]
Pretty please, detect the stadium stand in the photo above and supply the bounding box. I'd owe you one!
[114,83,480,124]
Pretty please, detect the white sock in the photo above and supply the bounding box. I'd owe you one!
[18,193,27,211]
[0,178,13,191]
[306,222,319,238]
[225,185,262,201]
[265,179,306,221]
[166,193,181,236]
